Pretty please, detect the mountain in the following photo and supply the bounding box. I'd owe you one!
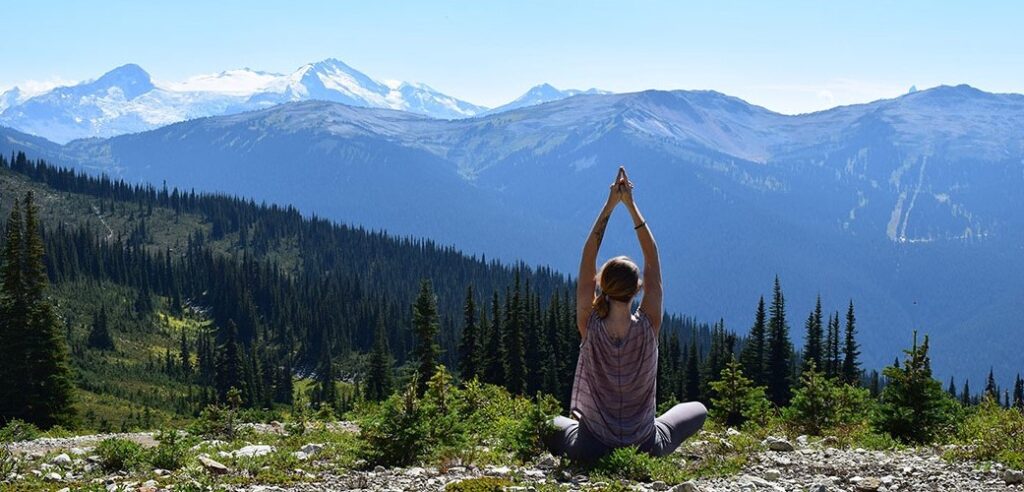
[8,84,1024,387]
[485,83,608,114]
[0,59,487,143]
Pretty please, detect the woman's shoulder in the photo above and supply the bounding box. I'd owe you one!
[633,307,656,337]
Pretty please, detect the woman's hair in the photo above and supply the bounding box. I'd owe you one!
[592,255,642,319]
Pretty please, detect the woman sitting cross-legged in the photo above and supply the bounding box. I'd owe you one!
[543,166,707,463]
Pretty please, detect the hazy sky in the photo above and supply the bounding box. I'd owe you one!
[3,0,1021,114]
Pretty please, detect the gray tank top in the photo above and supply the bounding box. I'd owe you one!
[570,307,658,447]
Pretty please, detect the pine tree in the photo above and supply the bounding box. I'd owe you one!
[739,296,767,386]
[961,379,972,406]
[709,357,769,427]
[0,201,27,422]
[457,285,480,381]
[365,316,394,402]
[179,331,192,377]
[868,370,881,398]
[684,334,701,402]
[984,368,998,402]
[411,279,440,395]
[482,291,506,385]
[825,313,841,378]
[841,301,860,385]
[877,331,955,444]
[504,273,526,394]
[16,193,76,427]
[802,295,824,370]
[276,360,294,405]
[1014,375,1024,410]
[88,308,115,350]
[215,320,245,402]
[765,277,792,406]
[314,337,338,409]
[947,376,956,399]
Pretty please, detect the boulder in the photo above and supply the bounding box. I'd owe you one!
[198,456,229,474]
[763,437,795,452]
[233,445,275,458]
[673,481,701,492]
[50,454,72,467]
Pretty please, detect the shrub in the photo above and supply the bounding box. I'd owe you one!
[783,364,874,435]
[0,419,40,443]
[96,438,145,471]
[148,429,191,470]
[357,366,561,467]
[188,404,246,441]
[358,375,428,466]
[710,359,771,428]
[947,397,1024,468]
[589,446,685,483]
[445,477,513,492]
[0,444,16,478]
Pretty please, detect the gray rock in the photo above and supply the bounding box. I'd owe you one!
[672,481,701,492]
[44,471,62,482]
[1005,469,1024,484]
[50,453,72,466]
[853,476,881,491]
[299,443,324,456]
[198,455,229,474]
[233,444,275,458]
[536,453,557,469]
[764,468,782,481]
[763,437,795,452]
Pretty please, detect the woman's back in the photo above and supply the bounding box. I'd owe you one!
[570,307,658,447]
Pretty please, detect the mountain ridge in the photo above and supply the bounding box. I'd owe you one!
[4,83,1023,387]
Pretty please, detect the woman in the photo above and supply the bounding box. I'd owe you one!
[544,166,707,462]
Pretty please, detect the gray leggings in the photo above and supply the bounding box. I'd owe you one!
[543,402,708,463]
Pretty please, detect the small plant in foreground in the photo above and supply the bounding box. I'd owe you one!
[96,437,146,471]
[445,476,514,492]
[148,429,191,470]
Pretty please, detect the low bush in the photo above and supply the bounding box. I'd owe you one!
[148,429,191,470]
[96,437,146,471]
[783,364,875,436]
[0,419,40,443]
[947,397,1024,469]
[356,366,560,467]
[589,446,686,483]
[444,477,513,492]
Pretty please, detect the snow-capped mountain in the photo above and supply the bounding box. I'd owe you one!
[0,59,488,142]
[484,83,608,114]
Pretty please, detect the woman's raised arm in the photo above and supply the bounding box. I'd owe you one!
[620,170,663,335]
[576,168,625,338]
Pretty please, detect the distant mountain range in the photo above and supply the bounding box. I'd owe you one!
[3,83,1023,389]
[0,59,602,143]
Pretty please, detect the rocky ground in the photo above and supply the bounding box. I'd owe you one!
[4,426,1023,491]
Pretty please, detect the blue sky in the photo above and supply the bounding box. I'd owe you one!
[2,0,1021,114]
